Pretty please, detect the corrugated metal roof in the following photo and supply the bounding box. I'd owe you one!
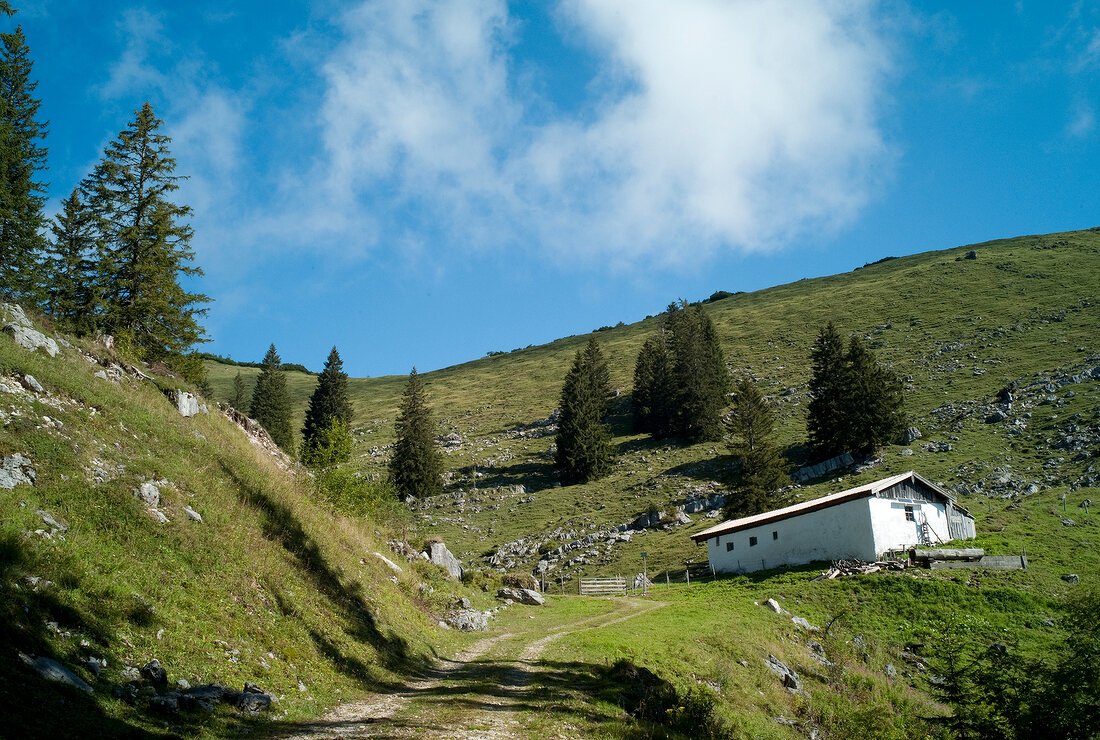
[691,470,959,542]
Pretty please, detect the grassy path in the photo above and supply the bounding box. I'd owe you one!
[272,597,666,739]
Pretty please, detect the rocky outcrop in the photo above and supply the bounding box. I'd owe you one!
[20,653,93,694]
[223,407,293,469]
[168,390,208,417]
[496,587,545,605]
[428,541,464,580]
[445,609,490,631]
[3,323,59,357]
[0,453,35,489]
[793,452,855,484]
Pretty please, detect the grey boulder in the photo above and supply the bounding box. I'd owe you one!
[496,587,545,605]
[3,323,59,357]
[427,541,464,580]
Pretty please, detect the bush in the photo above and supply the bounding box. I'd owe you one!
[600,659,734,740]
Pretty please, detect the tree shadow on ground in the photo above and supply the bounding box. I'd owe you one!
[450,458,558,494]
[0,531,184,739]
[266,651,635,739]
[218,460,416,679]
[656,454,737,485]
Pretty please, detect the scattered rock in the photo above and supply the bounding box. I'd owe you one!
[141,659,168,688]
[793,452,855,484]
[21,654,93,694]
[168,390,207,418]
[3,323,59,357]
[120,666,142,683]
[427,541,464,580]
[764,654,801,691]
[496,587,545,605]
[901,426,922,444]
[36,510,67,532]
[1062,519,1077,527]
[374,552,403,574]
[182,505,203,523]
[884,663,897,678]
[135,482,161,507]
[149,510,170,524]
[0,453,36,489]
[20,374,44,393]
[445,609,490,632]
[1062,574,1079,584]
[792,616,820,631]
[0,303,32,327]
[764,598,788,615]
[149,693,180,714]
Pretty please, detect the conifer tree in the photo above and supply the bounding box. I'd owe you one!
[81,102,208,358]
[43,188,99,333]
[840,336,905,453]
[389,367,443,500]
[0,20,47,301]
[806,322,848,457]
[556,336,614,484]
[301,346,353,464]
[724,374,787,518]
[632,332,673,435]
[230,370,247,409]
[667,301,730,441]
[249,344,293,452]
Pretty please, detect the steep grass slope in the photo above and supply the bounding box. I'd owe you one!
[0,309,486,738]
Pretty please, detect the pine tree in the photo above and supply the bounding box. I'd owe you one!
[0,21,47,301]
[229,370,247,409]
[389,367,443,500]
[301,346,353,464]
[632,332,673,435]
[806,322,848,457]
[667,301,730,441]
[249,344,293,452]
[840,336,905,453]
[556,336,614,484]
[42,189,100,333]
[724,373,787,518]
[81,102,208,358]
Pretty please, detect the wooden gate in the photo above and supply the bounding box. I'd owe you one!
[579,576,627,596]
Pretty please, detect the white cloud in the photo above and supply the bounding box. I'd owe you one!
[1067,99,1095,138]
[319,0,893,266]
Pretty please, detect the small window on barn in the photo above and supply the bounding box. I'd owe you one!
[726,542,734,552]
[905,505,915,522]
[772,531,778,540]
[749,536,758,546]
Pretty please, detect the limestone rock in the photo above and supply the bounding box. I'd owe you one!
[1062,573,1079,584]
[764,654,800,691]
[135,482,160,507]
[427,541,464,580]
[182,505,203,523]
[496,587,545,605]
[141,659,168,688]
[21,654,93,694]
[0,453,36,489]
[20,374,43,393]
[169,390,207,417]
[0,303,31,328]
[445,609,490,631]
[764,598,789,615]
[3,323,59,357]
[901,426,922,444]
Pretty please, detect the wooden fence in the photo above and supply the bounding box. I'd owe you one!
[579,576,627,596]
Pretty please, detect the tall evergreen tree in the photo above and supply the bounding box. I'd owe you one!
[301,346,353,463]
[632,332,673,435]
[249,344,293,452]
[0,21,47,301]
[389,367,443,500]
[42,188,99,332]
[556,336,614,484]
[807,324,906,458]
[840,336,905,453]
[229,370,247,409]
[667,301,730,441]
[724,374,787,518]
[81,102,208,358]
[806,322,848,457]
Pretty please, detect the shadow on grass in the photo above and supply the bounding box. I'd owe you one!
[0,531,180,739]
[657,454,736,484]
[266,651,634,739]
[218,460,416,679]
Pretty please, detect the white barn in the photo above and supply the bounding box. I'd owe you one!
[691,471,976,574]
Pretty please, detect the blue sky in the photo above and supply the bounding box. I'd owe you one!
[14,0,1100,376]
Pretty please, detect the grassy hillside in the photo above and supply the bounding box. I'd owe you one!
[201,227,1100,738]
[207,227,1100,585]
[0,309,493,738]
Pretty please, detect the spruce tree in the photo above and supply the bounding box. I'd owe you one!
[249,344,293,452]
[556,336,614,484]
[806,322,848,457]
[724,374,787,518]
[81,102,208,358]
[389,367,442,500]
[230,370,247,409]
[840,336,905,453]
[667,301,730,441]
[43,189,100,333]
[632,332,673,435]
[301,346,353,464]
[0,21,47,301]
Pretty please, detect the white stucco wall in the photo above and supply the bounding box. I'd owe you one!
[867,497,952,555]
[705,497,878,574]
